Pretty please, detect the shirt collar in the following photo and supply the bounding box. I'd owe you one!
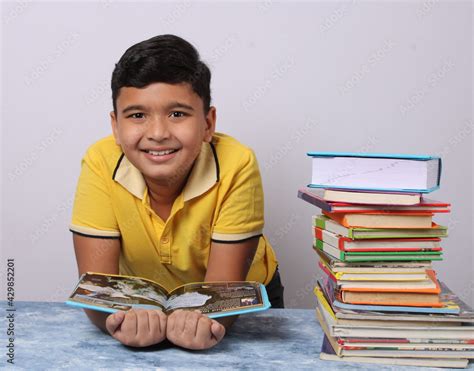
[112,141,219,202]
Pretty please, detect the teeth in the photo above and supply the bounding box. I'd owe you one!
[147,149,175,156]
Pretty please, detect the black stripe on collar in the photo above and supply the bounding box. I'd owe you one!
[112,153,125,181]
[209,142,220,182]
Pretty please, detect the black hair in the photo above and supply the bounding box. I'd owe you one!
[111,34,211,114]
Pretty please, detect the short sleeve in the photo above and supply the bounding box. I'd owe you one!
[211,149,264,243]
[69,148,120,238]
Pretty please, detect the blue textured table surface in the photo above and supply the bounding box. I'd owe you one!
[3,301,473,370]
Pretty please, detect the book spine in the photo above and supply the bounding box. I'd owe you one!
[315,227,323,240]
[315,239,346,260]
[315,239,323,250]
[315,227,345,250]
[320,278,340,304]
[339,237,347,251]
[315,216,326,229]
[298,190,332,212]
[436,158,442,188]
[318,261,338,283]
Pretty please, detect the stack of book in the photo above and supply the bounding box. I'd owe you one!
[298,152,474,369]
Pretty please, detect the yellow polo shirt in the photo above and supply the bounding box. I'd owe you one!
[70,133,278,291]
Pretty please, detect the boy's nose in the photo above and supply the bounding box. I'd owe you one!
[146,116,171,141]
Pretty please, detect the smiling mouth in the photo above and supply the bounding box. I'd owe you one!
[142,149,179,156]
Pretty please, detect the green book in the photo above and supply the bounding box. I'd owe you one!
[313,215,448,240]
[313,240,443,262]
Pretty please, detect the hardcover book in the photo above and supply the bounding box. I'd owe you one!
[316,249,433,273]
[316,282,461,315]
[319,266,442,304]
[318,261,428,281]
[319,335,469,369]
[66,272,270,319]
[298,188,450,212]
[322,210,434,229]
[316,298,474,340]
[314,215,448,239]
[307,152,441,193]
[319,262,437,290]
[314,282,474,322]
[314,227,441,252]
[318,319,474,359]
[322,188,422,205]
[313,240,443,262]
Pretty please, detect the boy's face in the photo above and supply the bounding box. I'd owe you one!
[111,82,216,189]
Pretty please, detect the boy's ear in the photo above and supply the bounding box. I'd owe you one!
[110,111,121,145]
[204,106,217,143]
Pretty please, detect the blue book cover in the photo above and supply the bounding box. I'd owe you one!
[307,152,440,161]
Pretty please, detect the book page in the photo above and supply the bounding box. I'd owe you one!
[68,272,168,311]
[165,281,264,315]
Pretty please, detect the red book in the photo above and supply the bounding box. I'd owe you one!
[322,210,434,229]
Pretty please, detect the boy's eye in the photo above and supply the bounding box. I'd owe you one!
[170,111,187,118]
[127,113,145,119]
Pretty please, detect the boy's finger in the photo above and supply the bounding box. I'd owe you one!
[174,310,188,334]
[183,311,200,337]
[120,310,138,336]
[135,310,150,336]
[105,311,126,335]
[167,309,184,336]
[210,320,226,342]
[195,316,213,344]
[157,310,167,334]
[149,310,166,336]
[166,311,175,334]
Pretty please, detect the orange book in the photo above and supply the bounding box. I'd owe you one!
[323,210,433,229]
[340,270,442,307]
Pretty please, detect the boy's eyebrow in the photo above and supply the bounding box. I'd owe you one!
[121,102,195,115]
[122,105,148,115]
[165,102,195,111]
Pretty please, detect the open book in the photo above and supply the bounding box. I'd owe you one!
[66,272,271,319]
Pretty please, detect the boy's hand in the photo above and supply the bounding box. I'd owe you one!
[166,309,226,350]
[105,309,167,347]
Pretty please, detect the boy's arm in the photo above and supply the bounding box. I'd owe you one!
[204,237,259,329]
[73,233,121,333]
[205,238,259,282]
[73,234,167,347]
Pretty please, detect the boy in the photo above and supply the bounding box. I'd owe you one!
[70,34,284,350]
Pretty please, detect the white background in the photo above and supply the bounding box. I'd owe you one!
[1,1,473,309]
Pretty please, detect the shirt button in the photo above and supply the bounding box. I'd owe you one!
[161,237,169,244]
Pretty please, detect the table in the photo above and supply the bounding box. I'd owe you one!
[4,302,473,369]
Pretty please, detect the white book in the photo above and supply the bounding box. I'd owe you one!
[323,188,421,205]
[308,152,441,193]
